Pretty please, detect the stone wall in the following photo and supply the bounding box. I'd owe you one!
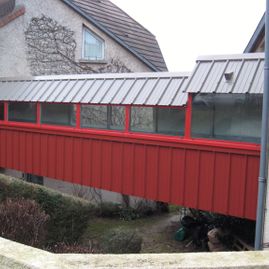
[0,237,269,269]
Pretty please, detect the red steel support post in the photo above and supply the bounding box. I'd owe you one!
[125,105,130,132]
[4,101,8,122]
[37,103,41,125]
[184,94,192,139]
[76,104,81,128]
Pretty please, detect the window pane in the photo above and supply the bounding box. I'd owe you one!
[192,94,214,138]
[130,107,155,132]
[8,102,36,123]
[110,106,125,130]
[214,94,262,143]
[0,102,4,120]
[41,104,76,126]
[81,105,107,129]
[157,107,185,136]
[84,29,104,60]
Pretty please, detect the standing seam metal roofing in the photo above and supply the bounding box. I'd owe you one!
[0,72,189,106]
[185,53,264,94]
[61,0,167,72]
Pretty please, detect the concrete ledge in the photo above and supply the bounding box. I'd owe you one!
[0,237,269,269]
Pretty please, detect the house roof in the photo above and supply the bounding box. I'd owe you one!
[61,0,167,72]
[185,53,264,94]
[0,72,189,106]
[244,13,265,53]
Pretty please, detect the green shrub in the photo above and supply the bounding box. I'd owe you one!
[0,198,49,247]
[100,227,142,254]
[96,202,121,218]
[0,174,95,246]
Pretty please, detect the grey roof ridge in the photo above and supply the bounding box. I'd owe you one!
[60,0,160,71]
[244,13,265,53]
[0,71,191,82]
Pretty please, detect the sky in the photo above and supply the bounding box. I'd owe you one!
[111,0,265,72]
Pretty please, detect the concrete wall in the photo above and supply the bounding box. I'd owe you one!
[0,237,268,269]
[0,0,151,77]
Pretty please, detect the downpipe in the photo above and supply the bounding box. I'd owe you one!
[255,0,269,250]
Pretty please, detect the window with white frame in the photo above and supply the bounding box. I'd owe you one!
[83,27,104,60]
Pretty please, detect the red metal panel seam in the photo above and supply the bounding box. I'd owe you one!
[120,142,124,194]
[169,148,173,204]
[143,144,148,199]
[37,103,41,125]
[130,143,135,195]
[226,153,232,214]
[242,155,249,218]
[211,151,216,212]
[184,94,192,139]
[156,146,160,201]
[182,149,187,205]
[196,151,201,209]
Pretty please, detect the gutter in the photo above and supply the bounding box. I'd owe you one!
[60,0,160,72]
[255,0,269,250]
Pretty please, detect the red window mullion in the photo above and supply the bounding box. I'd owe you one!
[37,102,41,124]
[184,94,192,139]
[125,105,130,132]
[76,104,81,128]
[4,101,8,122]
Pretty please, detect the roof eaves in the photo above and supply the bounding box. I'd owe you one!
[244,13,265,53]
[60,0,160,71]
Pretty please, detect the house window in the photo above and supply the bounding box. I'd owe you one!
[8,102,36,123]
[81,105,125,130]
[41,103,76,126]
[130,106,184,136]
[83,27,104,60]
[192,94,262,143]
[0,102,4,120]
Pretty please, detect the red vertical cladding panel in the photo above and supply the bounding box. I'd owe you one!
[184,149,200,208]
[12,131,20,171]
[228,154,247,218]
[170,148,186,205]
[47,135,56,179]
[100,140,112,191]
[64,137,74,183]
[158,147,172,203]
[40,134,48,177]
[25,132,33,173]
[55,136,65,180]
[213,153,230,215]
[73,138,82,185]
[91,140,102,189]
[32,133,41,175]
[198,151,215,212]
[145,145,159,201]
[0,130,6,167]
[133,144,146,198]
[111,142,123,193]
[122,143,134,195]
[81,139,92,187]
[244,156,259,220]
[19,132,26,172]
[6,130,13,169]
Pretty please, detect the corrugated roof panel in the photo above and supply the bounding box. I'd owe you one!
[10,81,35,101]
[71,80,95,103]
[23,81,46,102]
[122,79,147,104]
[54,80,78,103]
[187,62,213,93]
[200,61,227,93]
[111,79,136,104]
[99,79,125,104]
[133,78,159,105]
[81,79,105,103]
[30,81,54,102]
[91,79,115,103]
[170,78,189,106]
[251,59,264,93]
[146,78,171,105]
[1,81,19,100]
[62,79,87,102]
[44,80,69,102]
[233,60,255,93]
[186,53,264,94]
[0,82,12,100]
[39,80,62,102]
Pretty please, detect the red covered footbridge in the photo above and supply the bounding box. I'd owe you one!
[0,53,264,220]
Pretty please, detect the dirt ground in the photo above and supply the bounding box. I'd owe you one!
[81,212,203,253]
